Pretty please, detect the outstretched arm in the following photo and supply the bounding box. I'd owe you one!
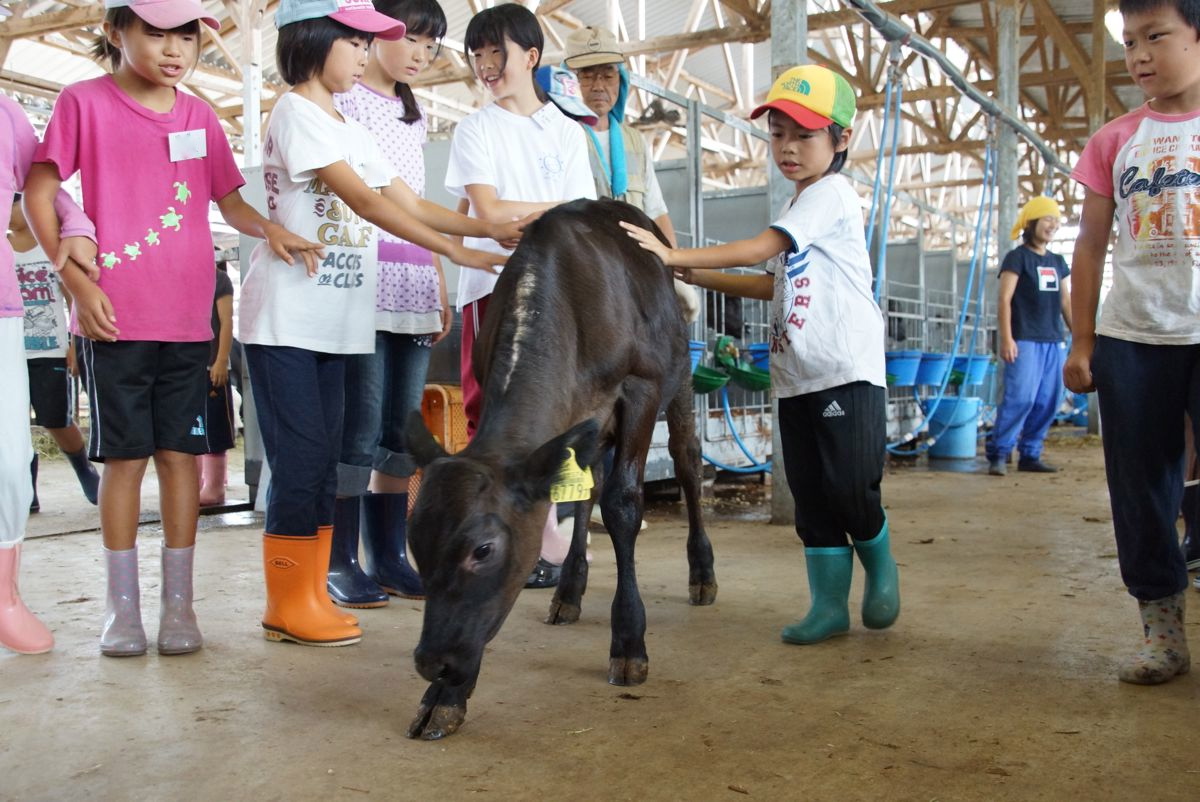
[215,190,325,276]
[463,183,557,226]
[677,268,773,301]
[382,178,529,246]
[316,160,505,274]
[621,221,788,270]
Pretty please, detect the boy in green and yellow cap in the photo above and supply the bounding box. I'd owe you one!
[623,64,899,646]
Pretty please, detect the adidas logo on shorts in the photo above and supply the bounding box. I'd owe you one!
[822,400,846,418]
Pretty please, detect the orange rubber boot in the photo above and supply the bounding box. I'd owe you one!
[315,526,359,626]
[261,534,361,647]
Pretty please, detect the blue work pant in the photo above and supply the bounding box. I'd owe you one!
[986,340,1064,461]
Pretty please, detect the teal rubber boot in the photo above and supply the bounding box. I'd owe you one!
[854,519,900,629]
[781,547,852,645]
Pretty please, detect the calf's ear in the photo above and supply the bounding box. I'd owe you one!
[514,418,600,502]
[406,410,449,467]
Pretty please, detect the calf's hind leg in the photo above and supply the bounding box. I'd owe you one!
[666,386,717,605]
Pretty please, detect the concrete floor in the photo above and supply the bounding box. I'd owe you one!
[3,431,1198,801]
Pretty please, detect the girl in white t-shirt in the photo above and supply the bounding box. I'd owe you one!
[625,65,900,648]
[446,2,596,587]
[243,0,521,649]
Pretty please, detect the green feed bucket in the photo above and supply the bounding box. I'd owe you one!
[692,365,729,394]
[728,363,770,392]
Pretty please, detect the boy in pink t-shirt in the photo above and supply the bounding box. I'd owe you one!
[24,0,320,658]
[1065,0,1200,685]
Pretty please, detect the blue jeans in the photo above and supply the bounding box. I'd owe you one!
[245,345,344,537]
[986,340,1064,461]
[338,332,432,496]
[1092,336,1200,600]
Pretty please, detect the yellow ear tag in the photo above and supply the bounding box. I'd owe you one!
[549,447,594,503]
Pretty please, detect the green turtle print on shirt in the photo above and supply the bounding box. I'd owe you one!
[99,182,193,271]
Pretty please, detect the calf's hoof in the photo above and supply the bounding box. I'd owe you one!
[689,581,718,606]
[545,597,581,625]
[407,702,467,740]
[608,656,649,686]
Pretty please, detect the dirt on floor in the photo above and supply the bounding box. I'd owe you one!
[3,429,1198,801]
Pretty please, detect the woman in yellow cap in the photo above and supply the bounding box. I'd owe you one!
[985,196,1072,475]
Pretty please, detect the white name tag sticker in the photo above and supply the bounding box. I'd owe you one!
[168,129,207,162]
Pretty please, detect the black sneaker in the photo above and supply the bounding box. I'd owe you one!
[1018,458,1058,473]
[987,458,1007,476]
[524,558,561,589]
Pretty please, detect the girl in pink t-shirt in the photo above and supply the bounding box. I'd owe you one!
[23,0,322,659]
[0,91,97,656]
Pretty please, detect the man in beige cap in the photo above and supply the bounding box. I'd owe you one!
[563,26,684,270]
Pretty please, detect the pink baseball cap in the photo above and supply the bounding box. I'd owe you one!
[104,0,221,32]
[275,0,407,40]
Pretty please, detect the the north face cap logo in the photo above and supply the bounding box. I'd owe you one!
[780,78,812,95]
[268,556,297,570]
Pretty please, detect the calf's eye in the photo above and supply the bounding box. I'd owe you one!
[473,543,493,561]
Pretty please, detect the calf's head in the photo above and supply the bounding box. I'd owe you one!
[405,414,599,686]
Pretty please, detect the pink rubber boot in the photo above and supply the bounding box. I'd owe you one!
[198,453,227,507]
[0,543,54,655]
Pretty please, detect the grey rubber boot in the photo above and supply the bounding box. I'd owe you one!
[157,543,203,655]
[100,546,147,657]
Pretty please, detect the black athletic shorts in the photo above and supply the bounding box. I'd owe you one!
[77,339,211,460]
[26,357,72,428]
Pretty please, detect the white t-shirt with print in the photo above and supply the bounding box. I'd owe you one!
[1072,104,1200,345]
[16,244,68,359]
[766,174,885,397]
[239,92,398,354]
[445,101,596,308]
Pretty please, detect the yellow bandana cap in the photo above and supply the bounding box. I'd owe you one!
[1011,196,1061,240]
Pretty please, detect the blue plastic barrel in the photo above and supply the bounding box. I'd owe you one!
[689,340,705,371]
[927,397,982,458]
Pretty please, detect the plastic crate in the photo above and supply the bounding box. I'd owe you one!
[409,384,468,514]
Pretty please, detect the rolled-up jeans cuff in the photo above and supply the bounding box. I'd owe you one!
[336,462,372,497]
[373,447,418,479]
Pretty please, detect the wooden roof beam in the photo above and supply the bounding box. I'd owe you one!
[0,6,103,38]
